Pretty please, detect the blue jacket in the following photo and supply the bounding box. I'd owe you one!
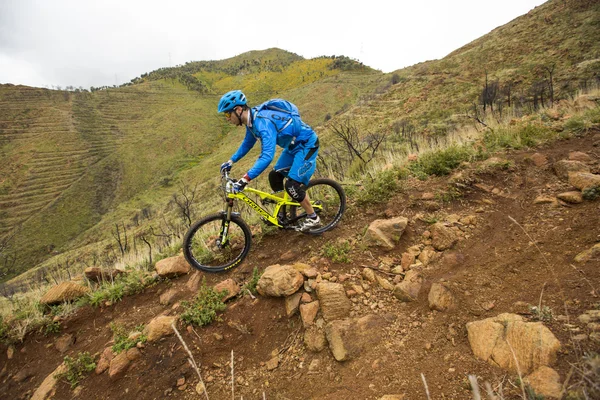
[230,106,316,179]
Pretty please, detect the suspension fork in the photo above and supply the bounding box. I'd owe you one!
[219,199,234,247]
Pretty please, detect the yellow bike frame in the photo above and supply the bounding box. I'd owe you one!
[226,186,323,228]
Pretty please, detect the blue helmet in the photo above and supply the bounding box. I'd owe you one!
[218,90,247,113]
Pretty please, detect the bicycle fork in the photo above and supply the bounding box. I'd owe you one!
[218,200,235,248]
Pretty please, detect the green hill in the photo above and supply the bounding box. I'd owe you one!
[1,0,599,282]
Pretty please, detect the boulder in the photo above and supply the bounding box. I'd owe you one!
[304,326,327,352]
[95,347,115,375]
[299,301,320,327]
[556,191,583,204]
[214,279,240,301]
[143,315,178,342]
[256,264,304,297]
[40,281,90,306]
[108,351,131,379]
[54,333,75,353]
[553,160,590,180]
[284,292,303,317]
[155,256,190,278]
[428,283,457,312]
[393,269,423,302]
[568,172,600,190]
[529,153,548,167]
[363,217,408,249]
[568,151,593,163]
[30,363,67,400]
[84,267,125,282]
[466,313,561,374]
[315,281,351,321]
[524,366,562,399]
[430,223,459,251]
[324,314,387,361]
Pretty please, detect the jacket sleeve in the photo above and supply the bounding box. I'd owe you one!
[231,128,257,162]
[246,119,277,180]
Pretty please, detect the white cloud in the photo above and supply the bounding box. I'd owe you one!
[0,0,547,89]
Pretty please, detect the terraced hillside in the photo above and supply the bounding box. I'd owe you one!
[0,57,385,280]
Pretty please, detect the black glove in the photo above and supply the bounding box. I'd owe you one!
[233,174,250,193]
[220,160,233,174]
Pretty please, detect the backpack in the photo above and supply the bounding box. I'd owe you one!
[255,99,302,137]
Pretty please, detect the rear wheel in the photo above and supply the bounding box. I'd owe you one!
[183,213,251,272]
[290,178,346,235]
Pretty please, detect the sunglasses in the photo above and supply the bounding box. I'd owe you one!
[224,111,232,118]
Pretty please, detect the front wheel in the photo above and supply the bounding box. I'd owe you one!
[183,213,252,272]
[291,178,346,235]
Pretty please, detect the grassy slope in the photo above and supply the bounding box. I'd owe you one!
[2,0,599,281]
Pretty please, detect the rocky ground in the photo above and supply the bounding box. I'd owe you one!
[1,131,600,400]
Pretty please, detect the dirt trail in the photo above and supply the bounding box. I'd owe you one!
[1,132,599,400]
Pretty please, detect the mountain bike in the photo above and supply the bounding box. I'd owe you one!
[183,170,346,272]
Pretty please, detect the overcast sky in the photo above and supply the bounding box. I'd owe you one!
[0,0,547,90]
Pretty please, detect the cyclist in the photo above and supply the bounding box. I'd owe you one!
[218,90,320,232]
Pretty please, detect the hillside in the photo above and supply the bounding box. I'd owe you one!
[1,128,599,399]
[0,1,598,280]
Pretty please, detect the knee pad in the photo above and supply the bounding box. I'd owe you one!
[268,170,285,192]
[285,179,306,202]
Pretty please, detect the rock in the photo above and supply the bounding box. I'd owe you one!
[361,267,376,282]
[84,267,125,282]
[428,283,457,312]
[529,153,548,167]
[315,282,351,321]
[265,356,279,371]
[13,368,35,383]
[466,313,561,374]
[155,256,190,278]
[109,351,131,379]
[376,274,395,291]
[40,281,90,306]
[430,223,459,251]
[256,264,304,297]
[7,346,14,359]
[143,315,178,342]
[553,160,590,180]
[418,246,438,266]
[300,301,320,327]
[186,271,202,292]
[568,172,600,190]
[533,196,558,206]
[126,347,141,361]
[214,279,240,301]
[54,333,75,353]
[569,151,593,163]
[304,326,327,352]
[574,243,600,263]
[96,347,115,374]
[394,253,412,274]
[393,270,423,302]
[363,217,409,249]
[284,292,303,317]
[325,314,387,361]
[30,363,67,400]
[524,366,562,399]
[280,249,297,261]
[159,288,179,305]
[556,191,583,204]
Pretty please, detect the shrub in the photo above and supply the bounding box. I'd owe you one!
[110,323,147,354]
[243,267,262,295]
[55,352,96,389]
[322,240,352,263]
[87,270,151,307]
[582,185,600,201]
[357,168,407,205]
[180,279,227,327]
[409,145,474,178]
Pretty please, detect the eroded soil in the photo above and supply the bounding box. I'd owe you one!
[1,132,599,400]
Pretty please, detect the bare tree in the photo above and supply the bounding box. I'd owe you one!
[480,71,500,113]
[327,118,388,178]
[172,183,199,227]
[112,222,128,257]
[542,63,556,106]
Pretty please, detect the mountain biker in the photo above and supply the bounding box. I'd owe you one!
[218,90,320,232]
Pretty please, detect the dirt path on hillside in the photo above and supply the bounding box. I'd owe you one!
[1,132,599,400]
